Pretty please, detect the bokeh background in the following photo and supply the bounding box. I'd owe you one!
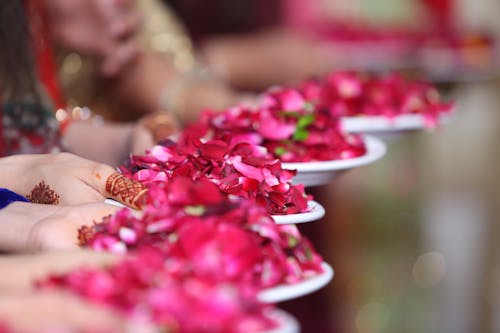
[164,0,500,332]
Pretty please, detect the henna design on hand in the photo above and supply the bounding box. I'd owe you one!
[77,225,96,246]
[77,218,110,247]
[26,181,60,205]
[105,172,147,209]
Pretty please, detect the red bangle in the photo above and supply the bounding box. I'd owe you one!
[25,0,66,109]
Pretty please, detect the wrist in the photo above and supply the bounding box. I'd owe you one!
[58,107,103,145]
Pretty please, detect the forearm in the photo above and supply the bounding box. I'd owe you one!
[101,52,239,125]
[63,120,134,167]
[201,35,275,90]
[201,29,333,90]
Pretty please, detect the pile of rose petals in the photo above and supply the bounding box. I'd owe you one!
[33,70,452,332]
[40,248,278,333]
[300,71,453,128]
[188,86,367,162]
[41,178,323,332]
[80,178,323,287]
[121,138,310,215]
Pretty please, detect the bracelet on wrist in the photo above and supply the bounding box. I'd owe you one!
[55,106,103,136]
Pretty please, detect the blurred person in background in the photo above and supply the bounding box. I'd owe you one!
[48,0,445,144]
[55,0,347,124]
[164,0,339,91]
[54,0,250,125]
[166,0,468,90]
[0,0,179,165]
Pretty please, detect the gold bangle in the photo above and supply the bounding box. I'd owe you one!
[138,111,180,142]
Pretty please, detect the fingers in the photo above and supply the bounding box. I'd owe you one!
[109,10,142,40]
[28,152,147,209]
[104,173,148,209]
[98,0,140,38]
[130,111,181,155]
[130,122,156,155]
[0,250,117,292]
[100,40,138,77]
[82,162,147,209]
[75,202,122,225]
[138,111,181,143]
[30,203,122,252]
[0,291,157,333]
[98,0,141,77]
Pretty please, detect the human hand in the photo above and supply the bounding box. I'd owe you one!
[2,152,147,209]
[130,111,180,155]
[45,0,141,77]
[26,203,125,252]
[0,290,157,333]
[0,201,121,253]
[0,250,117,292]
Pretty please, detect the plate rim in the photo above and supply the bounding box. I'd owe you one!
[341,113,453,133]
[264,309,300,333]
[258,262,334,303]
[271,200,325,224]
[105,199,326,225]
[281,135,386,172]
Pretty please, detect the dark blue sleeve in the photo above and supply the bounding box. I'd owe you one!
[0,188,29,209]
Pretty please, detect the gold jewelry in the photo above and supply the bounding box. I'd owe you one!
[138,111,180,142]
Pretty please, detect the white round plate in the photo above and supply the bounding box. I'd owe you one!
[271,200,325,224]
[105,199,325,225]
[264,309,300,333]
[281,135,386,187]
[104,198,126,208]
[258,262,334,303]
[341,113,452,134]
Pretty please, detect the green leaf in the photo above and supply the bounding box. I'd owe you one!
[274,147,287,156]
[293,128,309,141]
[288,236,299,248]
[296,114,315,129]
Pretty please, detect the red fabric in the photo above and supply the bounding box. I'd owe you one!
[420,0,455,29]
[24,0,65,109]
[0,103,5,156]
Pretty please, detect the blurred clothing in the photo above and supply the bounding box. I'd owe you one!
[164,0,282,43]
[1,1,62,156]
[58,0,196,121]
